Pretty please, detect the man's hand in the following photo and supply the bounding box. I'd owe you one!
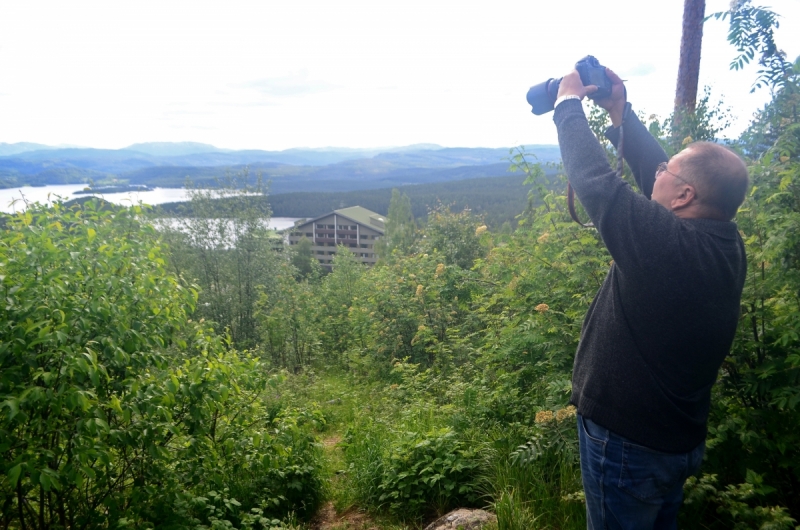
[557,69,598,100]
[593,68,627,128]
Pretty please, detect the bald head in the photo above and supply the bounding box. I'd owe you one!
[673,142,749,221]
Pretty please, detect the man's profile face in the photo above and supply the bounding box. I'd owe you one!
[652,151,693,211]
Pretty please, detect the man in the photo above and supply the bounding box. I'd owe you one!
[551,68,749,529]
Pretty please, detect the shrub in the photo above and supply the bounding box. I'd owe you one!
[0,201,324,529]
[343,420,482,521]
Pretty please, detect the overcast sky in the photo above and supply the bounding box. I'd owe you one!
[1,0,798,151]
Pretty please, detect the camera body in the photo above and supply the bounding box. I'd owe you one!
[526,56,613,115]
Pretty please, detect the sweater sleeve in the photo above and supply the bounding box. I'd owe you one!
[552,99,686,274]
[604,111,668,200]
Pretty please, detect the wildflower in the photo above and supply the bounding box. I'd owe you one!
[535,410,555,424]
[537,232,550,244]
[475,225,488,236]
[435,263,445,277]
[556,405,577,422]
[535,303,549,313]
[416,284,424,297]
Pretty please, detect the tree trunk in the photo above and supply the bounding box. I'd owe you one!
[675,0,706,122]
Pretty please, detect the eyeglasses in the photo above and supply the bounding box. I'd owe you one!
[656,162,691,186]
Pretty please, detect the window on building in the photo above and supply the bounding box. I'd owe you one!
[306,232,313,237]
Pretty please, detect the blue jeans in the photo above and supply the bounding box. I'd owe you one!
[577,414,704,530]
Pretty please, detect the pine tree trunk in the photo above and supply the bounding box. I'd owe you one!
[675,0,706,124]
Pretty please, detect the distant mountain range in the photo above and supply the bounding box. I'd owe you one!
[0,141,561,194]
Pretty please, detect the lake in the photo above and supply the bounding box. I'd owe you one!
[0,184,299,230]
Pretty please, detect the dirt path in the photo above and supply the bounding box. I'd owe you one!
[311,501,381,530]
[310,435,382,530]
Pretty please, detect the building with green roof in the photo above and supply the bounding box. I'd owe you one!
[287,206,385,268]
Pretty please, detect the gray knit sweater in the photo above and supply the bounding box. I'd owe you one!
[553,99,746,453]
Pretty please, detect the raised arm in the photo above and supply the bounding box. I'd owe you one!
[605,112,667,199]
[591,68,668,199]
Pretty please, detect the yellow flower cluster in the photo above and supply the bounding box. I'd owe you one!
[435,263,445,277]
[535,303,549,313]
[475,225,488,236]
[535,406,577,425]
[537,232,550,244]
[416,284,424,297]
[418,324,427,332]
[556,405,577,422]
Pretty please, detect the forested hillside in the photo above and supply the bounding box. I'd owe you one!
[158,170,561,228]
[0,143,562,193]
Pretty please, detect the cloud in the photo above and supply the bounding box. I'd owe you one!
[233,72,337,97]
[621,63,657,77]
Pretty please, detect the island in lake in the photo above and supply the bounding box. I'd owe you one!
[74,184,153,195]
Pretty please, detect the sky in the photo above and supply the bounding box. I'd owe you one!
[1,0,799,151]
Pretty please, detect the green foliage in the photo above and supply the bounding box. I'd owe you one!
[684,473,796,529]
[257,263,319,370]
[375,428,481,519]
[665,88,735,153]
[419,204,486,270]
[710,0,794,92]
[0,200,323,529]
[739,56,800,157]
[290,237,317,280]
[341,405,484,523]
[157,171,280,349]
[376,189,417,260]
[696,76,800,520]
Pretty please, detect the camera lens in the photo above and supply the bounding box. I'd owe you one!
[527,78,560,115]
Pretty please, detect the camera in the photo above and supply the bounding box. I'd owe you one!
[526,55,613,115]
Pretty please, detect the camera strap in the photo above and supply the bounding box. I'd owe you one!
[567,102,631,228]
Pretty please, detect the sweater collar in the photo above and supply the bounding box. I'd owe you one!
[684,218,741,240]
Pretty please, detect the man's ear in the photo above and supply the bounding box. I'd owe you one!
[671,184,697,210]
